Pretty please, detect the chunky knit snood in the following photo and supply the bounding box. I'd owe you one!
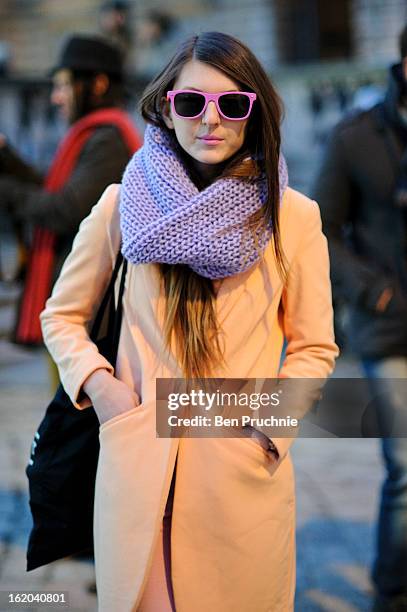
[120,124,288,279]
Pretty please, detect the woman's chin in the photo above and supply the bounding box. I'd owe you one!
[190,150,229,166]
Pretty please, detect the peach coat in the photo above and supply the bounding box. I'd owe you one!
[40,183,339,612]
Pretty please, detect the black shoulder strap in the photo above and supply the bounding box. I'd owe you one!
[90,249,127,356]
[110,256,128,366]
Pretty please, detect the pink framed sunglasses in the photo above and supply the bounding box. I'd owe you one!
[166,89,257,121]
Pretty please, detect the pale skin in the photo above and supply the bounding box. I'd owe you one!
[50,69,77,123]
[161,59,249,184]
[83,60,253,425]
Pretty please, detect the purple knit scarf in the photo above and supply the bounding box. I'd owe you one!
[120,124,288,279]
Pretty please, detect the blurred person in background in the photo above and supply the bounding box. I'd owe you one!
[0,34,142,348]
[313,24,407,612]
[135,9,180,84]
[99,0,133,65]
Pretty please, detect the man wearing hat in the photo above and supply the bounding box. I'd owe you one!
[0,35,142,346]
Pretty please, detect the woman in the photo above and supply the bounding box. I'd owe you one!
[40,32,338,612]
[0,35,141,346]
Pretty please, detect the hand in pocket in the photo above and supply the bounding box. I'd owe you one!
[82,369,140,425]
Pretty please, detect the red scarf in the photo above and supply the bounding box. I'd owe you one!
[15,108,142,345]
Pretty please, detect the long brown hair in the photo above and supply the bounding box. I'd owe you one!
[140,31,286,378]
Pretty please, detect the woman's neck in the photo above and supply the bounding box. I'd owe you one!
[192,159,227,186]
[185,157,230,190]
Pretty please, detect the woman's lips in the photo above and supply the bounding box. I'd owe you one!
[198,136,224,145]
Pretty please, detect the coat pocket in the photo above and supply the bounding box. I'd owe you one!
[238,435,270,460]
[225,436,281,481]
[99,402,144,435]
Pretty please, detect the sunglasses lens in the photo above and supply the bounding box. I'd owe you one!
[173,92,206,117]
[219,93,250,119]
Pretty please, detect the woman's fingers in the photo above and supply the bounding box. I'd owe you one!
[91,376,141,425]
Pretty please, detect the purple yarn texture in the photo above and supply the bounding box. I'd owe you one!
[120,124,288,279]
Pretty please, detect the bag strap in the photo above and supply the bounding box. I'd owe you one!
[89,249,127,369]
[91,250,123,339]
[110,256,128,366]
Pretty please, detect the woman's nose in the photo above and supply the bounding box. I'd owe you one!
[201,101,221,125]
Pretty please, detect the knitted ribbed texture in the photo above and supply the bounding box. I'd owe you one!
[120,125,288,279]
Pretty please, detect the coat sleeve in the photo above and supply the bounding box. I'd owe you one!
[0,126,130,236]
[40,184,121,409]
[0,141,44,183]
[278,199,339,378]
[312,125,393,310]
[271,199,339,460]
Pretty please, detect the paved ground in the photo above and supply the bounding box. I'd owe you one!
[0,280,385,612]
[0,341,98,612]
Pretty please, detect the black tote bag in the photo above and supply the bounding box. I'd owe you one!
[26,251,127,571]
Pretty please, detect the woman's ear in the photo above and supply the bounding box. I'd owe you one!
[92,74,110,97]
[161,97,174,129]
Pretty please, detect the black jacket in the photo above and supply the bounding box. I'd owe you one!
[0,124,131,278]
[312,64,407,359]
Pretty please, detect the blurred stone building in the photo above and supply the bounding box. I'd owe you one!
[0,0,406,76]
